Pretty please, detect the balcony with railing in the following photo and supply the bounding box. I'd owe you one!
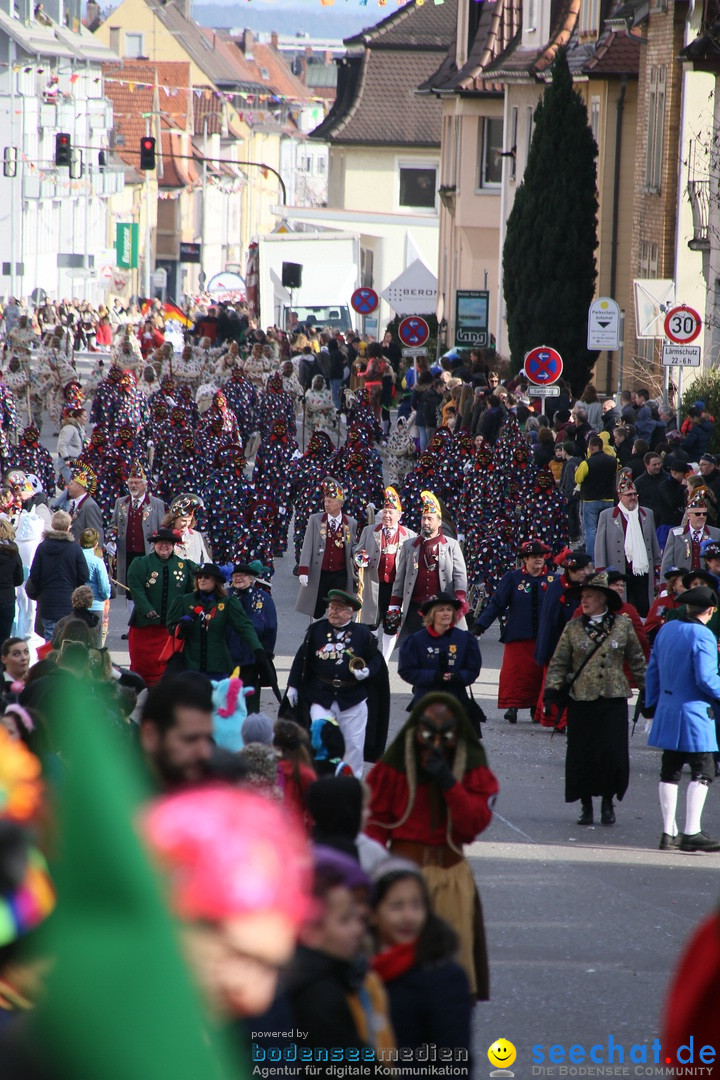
[688,178,710,251]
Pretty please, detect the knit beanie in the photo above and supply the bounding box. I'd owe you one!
[241,711,274,746]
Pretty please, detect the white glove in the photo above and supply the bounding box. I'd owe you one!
[299,574,309,587]
[287,687,299,707]
[105,541,117,557]
[353,666,370,681]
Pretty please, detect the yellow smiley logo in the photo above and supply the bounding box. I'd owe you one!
[488,1039,517,1069]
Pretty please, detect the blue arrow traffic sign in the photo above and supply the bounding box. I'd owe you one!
[398,316,430,347]
[523,346,563,386]
[351,287,379,315]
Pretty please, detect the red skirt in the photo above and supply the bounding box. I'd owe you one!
[498,639,543,708]
[128,625,171,686]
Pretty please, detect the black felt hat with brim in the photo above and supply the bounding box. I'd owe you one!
[677,585,719,610]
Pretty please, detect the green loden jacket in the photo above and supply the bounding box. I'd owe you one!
[167,592,262,675]
[127,552,198,628]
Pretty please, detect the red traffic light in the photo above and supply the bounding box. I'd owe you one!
[139,135,156,171]
[55,132,72,167]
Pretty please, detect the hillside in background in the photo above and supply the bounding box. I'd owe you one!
[193,1,374,37]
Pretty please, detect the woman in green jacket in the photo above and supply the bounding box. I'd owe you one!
[167,562,272,681]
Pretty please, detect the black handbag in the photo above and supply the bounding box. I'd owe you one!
[552,626,612,711]
[464,684,487,737]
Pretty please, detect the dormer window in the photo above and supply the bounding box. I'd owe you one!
[260,67,270,80]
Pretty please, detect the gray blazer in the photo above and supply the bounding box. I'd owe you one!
[594,504,661,609]
[391,532,467,630]
[70,494,104,549]
[107,493,167,584]
[296,511,358,617]
[353,522,416,625]
[659,523,720,577]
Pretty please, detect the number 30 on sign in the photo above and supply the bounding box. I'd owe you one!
[664,305,702,345]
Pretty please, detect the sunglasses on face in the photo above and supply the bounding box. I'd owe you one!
[689,511,707,516]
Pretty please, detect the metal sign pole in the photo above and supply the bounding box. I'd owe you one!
[616,311,625,398]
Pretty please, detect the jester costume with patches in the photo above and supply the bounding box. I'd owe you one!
[6,426,55,497]
[255,375,295,437]
[517,468,570,554]
[221,366,258,446]
[203,447,254,564]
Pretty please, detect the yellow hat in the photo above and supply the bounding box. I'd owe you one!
[420,490,441,517]
[383,486,402,513]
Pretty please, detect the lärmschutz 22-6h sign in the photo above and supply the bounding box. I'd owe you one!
[455,290,489,348]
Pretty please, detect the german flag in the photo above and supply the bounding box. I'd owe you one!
[142,298,194,328]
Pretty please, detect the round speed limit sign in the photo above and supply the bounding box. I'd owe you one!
[664,305,702,345]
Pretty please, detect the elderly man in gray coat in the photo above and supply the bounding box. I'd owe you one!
[296,476,357,619]
[594,473,661,617]
[659,488,720,578]
[104,461,167,586]
[387,490,468,640]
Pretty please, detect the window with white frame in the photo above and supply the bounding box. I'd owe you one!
[526,105,534,166]
[589,96,600,144]
[510,106,518,180]
[124,31,144,57]
[398,164,437,210]
[477,117,503,189]
[645,65,666,191]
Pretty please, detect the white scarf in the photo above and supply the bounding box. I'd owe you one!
[618,503,649,575]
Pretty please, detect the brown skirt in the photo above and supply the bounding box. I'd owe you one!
[422,860,489,1001]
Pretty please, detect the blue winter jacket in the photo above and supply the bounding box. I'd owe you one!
[646,619,720,752]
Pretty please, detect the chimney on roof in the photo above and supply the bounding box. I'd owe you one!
[243,29,254,59]
[177,0,191,19]
[86,0,99,27]
[271,31,278,49]
[305,45,312,57]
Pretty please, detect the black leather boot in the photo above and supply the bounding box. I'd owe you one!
[577,798,593,825]
[601,797,616,825]
[504,708,518,724]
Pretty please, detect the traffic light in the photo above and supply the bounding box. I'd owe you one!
[55,132,71,167]
[2,147,17,178]
[140,136,156,171]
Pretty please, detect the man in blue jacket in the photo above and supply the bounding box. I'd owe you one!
[645,584,720,852]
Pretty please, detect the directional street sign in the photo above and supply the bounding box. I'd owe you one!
[662,343,702,368]
[398,316,430,348]
[523,346,563,386]
[530,386,561,397]
[587,297,620,351]
[351,287,379,315]
[664,305,702,345]
[401,347,428,357]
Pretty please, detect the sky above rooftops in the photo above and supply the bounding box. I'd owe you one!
[194,0,379,38]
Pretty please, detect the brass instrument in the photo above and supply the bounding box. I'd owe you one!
[345,649,366,673]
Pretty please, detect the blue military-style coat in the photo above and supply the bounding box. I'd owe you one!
[646,618,720,752]
[474,567,555,643]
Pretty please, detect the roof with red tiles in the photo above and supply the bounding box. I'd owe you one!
[584,29,641,75]
[102,60,197,187]
[217,30,314,102]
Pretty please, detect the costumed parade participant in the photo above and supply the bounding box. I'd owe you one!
[126,527,197,685]
[473,539,554,725]
[366,693,499,998]
[227,560,278,713]
[388,491,467,641]
[166,495,209,566]
[544,572,646,827]
[7,425,55,498]
[105,461,166,587]
[286,588,388,776]
[517,466,569,554]
[203,445,254,565]
[288,431,333,571]
[296,477,358,621]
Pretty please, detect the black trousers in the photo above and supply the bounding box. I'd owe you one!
[625,572,649,618]
[314,569,349,619]
[373,580,394,629]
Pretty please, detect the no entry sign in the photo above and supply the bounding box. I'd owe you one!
[398,316,430,348]
[523,346,563,385]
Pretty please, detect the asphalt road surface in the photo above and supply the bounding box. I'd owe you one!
[101,539,720,1072]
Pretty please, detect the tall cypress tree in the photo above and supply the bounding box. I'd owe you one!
[502,49,599,395]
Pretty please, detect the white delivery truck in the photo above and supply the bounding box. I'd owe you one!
[256,231,362,333]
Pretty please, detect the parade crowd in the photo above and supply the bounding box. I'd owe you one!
[0,293,716,1076]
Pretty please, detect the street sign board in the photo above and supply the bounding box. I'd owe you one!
[661,343,702,368]
[351,287,379,315]
[398,316,430,348]
[523,346,563,385]
[664,305,702,345]
[530,386,561,397]
[587,297,620,351]
[179,242,201,264]
[401,347,428,357]
[454,289,489,349]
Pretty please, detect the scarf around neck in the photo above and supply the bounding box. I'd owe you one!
[618,503,649,575]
